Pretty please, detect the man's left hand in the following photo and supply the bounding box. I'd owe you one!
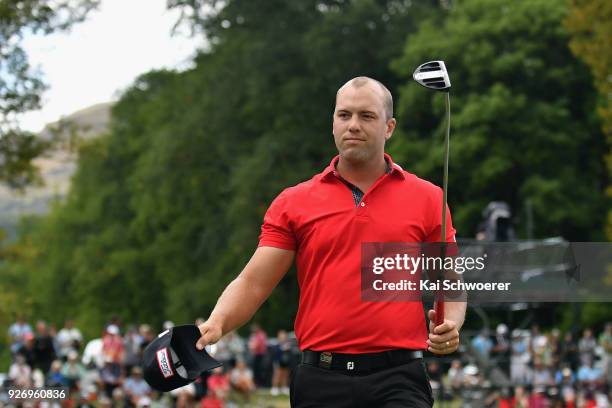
[427,309,460,355]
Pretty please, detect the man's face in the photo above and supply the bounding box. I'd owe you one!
[333,82,395,164]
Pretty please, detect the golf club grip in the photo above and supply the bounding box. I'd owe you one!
[435,296,445,326]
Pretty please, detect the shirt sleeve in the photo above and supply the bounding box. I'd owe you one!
[258,189,297,251]
[425,201,457,243]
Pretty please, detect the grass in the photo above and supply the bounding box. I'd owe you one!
[225,389,289,408]
[226,389,462,408]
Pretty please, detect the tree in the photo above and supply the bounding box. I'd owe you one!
[391,0,606,240]
[565,0,612,239]
[0,0,99,189]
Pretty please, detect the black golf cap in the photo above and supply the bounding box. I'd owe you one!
[142,324,222,392]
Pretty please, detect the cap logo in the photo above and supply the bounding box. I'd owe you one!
[156,347,174,378]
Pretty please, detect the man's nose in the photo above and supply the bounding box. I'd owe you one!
[348,116,361,132]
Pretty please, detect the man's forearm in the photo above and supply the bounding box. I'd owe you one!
[203,246,294,339]
[207,275,271,336]
[445,300,466,331]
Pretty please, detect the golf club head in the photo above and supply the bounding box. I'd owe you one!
[413,61,451,92]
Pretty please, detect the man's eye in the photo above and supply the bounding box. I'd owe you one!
[339,113,350,118]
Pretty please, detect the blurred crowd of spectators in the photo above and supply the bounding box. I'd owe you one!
[2,317,295,408]
[3,316,610,408]
[426,323,611,407]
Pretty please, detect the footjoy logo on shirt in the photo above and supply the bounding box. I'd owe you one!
[156,348,174,378]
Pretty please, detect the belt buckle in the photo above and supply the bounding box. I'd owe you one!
[319,352,332,369]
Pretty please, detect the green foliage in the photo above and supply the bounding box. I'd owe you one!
[391,0,606,240]
[0,0,99,187]
[565,0,612,240]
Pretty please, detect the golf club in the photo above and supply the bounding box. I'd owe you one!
[413,61,451,327]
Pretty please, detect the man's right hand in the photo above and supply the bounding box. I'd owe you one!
[196,320,223,350]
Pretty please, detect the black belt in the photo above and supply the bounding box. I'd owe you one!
[302,349,423,373]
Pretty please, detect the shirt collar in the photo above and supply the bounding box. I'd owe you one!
[321,153,406,181]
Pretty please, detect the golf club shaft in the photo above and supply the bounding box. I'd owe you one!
[435,92,451,327]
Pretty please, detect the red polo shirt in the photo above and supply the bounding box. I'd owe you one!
[258,154,456,353]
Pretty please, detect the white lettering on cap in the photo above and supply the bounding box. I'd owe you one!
[156,347,174,378]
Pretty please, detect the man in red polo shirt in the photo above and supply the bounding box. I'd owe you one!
[197,76,466,407]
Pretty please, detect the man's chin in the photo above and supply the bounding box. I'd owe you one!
[340,149,371,164]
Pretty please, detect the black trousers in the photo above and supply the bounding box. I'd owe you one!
[290,359,433,408]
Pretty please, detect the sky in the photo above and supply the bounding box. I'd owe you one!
[17,0,203,133]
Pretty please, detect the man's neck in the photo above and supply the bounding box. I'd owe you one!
[336,155,387,192]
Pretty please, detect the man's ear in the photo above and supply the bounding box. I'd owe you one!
[385,118,397,140]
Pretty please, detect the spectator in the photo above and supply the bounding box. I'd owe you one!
[560,331,580,370]
[226,330,246,368]
[447,359,464,393]
[577,357,603,389]
[123,325,143,374]
[248,323,268,387]
[9,354,32,388]
[555,365,576,385]
[79,362,101,402]
[270,330,291,396]
[492,323,511,374]
[531,357,553,388]
[137,396,152,408]
[528,387,549,408]
[513,385,529,408]
[123,367,151,407]
[16,332,36,368]
[462,364,481,387]
[206,367,229,406]
[511,330,532,385]
[599,322,612,354]
[100,358,122,397]
[230,358,255,402]
[61,350,86,391]
[8,315,33,355]
[138,324,154,355]
[82,334,104,370]
[46,360,66,387]
[426,360,443,398]
[200,391,223,408]
[598,322,612,386]
[112,387,128,408]
[56,319,83,359]
[102,324,123,386]
[212,332,233,370]
[102,324,124,365]
[496,387,514,408]
[33,320,57,376]
[549,328,562,366]
[170,383,197,408]
[531,325,550,365]
[471,329,493,358]
[578,329,597,363]
[98,396,113,408]
[557,366,577,406]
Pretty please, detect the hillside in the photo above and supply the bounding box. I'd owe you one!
[0,102,113,238]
